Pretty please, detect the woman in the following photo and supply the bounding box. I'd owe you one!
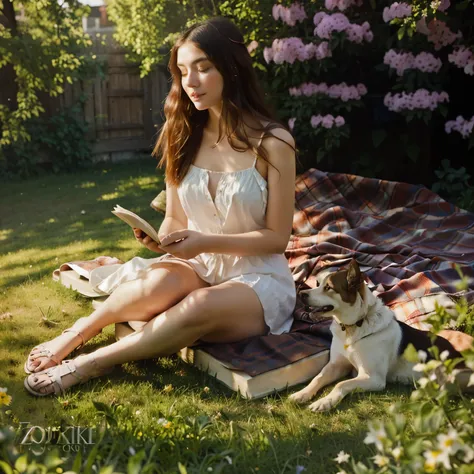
[24,16,297,396]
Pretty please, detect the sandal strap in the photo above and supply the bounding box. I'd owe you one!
[29,346,61,365]
[62,328,87,350]
[46,360,85,394]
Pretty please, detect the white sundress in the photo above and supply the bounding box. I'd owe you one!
[93,153,296,335]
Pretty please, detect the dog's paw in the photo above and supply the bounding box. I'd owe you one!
[308,395,338,412]
[289,390,314,404]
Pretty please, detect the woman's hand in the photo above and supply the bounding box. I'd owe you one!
[133,228,164,254]
[160,229,208,260]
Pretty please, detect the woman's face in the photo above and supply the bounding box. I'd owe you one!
[176,42,224,111]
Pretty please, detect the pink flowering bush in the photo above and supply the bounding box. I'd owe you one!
[272,2,306,26]
[448,46,474,75]
[383,50,442,76]
[313,13,373,44]
[259,0,474,182]
[382,2,412,23]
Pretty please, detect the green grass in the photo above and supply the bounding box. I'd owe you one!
[0,159,412,473]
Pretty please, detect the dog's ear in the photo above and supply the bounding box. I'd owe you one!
[347,259,361,291]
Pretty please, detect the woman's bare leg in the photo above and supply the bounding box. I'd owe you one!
[27,282,268,394]
[27,261,208,372]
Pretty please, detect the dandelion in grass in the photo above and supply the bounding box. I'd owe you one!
[334,451,350,464]
[424,448,452,471]
[0,388,12,406]
[163,384,173,393]
[364,422,387,451]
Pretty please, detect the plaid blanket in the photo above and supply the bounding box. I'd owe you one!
[199,168,474,377]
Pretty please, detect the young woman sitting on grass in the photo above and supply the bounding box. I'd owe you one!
[24,16,297,396]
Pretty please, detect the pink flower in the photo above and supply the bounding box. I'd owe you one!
[445,115,474,138]
[321,114,335,128]
[335,116,345,127]
[288,117,296,131]
[311,115,323,128]
[273,3,307,26]
[263,47,273,64]
[313,13,372,44]
[384,89,449,112]
[383,2,412,23]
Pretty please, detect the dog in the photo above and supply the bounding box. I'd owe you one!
[289,259,472,412]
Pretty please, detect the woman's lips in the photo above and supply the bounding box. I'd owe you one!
[191,93,205,101]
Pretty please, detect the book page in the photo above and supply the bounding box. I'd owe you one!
[112,205,161,244]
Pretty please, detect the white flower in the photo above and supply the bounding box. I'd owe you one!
[207,468,213,472]
[334,451,350,464]
[413,363,426,372]
[463,445,474,463]
[364,423,387,451]
[423,449,452,470]
[440,350,450,361]
[437,428,461,455]
[128,446,136,455]
[135,410,141,415]
[157,418,169,425]
[373,454,389,467]
[418,377,430,388]
[418,350,427,362]
[392,446,403,461]
[224,456,232,465]
[0,388,7,393]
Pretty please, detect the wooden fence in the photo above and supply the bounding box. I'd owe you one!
[45,32,170,160]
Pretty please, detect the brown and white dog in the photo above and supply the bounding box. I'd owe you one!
[289,259,473,411]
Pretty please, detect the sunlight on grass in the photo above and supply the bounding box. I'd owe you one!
[0,228,12,241]
[99,191,120,201]
[78,181,97,189]
[0,159,412,473]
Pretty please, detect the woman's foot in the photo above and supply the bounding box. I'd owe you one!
[25,318,99,374]
[24,354,111,397]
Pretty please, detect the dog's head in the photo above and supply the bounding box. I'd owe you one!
[299,259,366,325]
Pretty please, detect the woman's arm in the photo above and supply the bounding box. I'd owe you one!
[206,129,296,256]
[158,182,188,240]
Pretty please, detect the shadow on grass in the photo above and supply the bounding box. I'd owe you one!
[1,158,165,288]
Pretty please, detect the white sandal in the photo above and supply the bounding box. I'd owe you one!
[24,318,100,374]
[24,356,111,397]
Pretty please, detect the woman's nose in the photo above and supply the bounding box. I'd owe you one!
[184,71,199,88]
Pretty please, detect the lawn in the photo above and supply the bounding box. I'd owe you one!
[0,158,412,473]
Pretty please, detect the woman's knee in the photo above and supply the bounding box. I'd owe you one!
[179,287,221,329]
[141,266,184,299]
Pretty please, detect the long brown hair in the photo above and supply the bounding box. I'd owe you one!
[152,16,292,185]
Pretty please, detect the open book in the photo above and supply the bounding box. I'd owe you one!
[115,321,330,399]
[52,256,123,298]
[112,205,161,244]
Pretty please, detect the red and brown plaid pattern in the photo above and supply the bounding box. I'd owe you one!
[198,168,474,377]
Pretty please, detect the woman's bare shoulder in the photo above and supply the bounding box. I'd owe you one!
[261,122,295,149]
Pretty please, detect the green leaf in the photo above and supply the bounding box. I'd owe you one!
[397,26,406,40]
[0,461,14,474]
[406,143,420,162]
[404,343,419,363]
[15,455,28,472]
[372,129,387,148]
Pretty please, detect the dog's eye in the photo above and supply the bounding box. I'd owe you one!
[324,284,331,292]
